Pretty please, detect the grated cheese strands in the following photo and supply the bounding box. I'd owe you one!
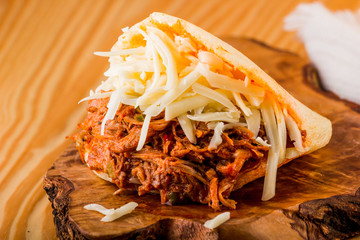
[104,60,159,77]
[274,103,287,164]
[148,43,162,90]
[187,111,240,123]
[136,88,166,107]
[178,114,196,144]
[136,114,151,151]
[84,202,138,222]
[121,27,129,33]
[192,83,238,111]
[204,212,230,229]
[78,92,112,104]
[208,122,225,149]
[148,32,178,91]
[260,99,280,201]
[84,204,115,216]
[165,95,212,121]
[244,76,250,87]
[134,79,146,94]
[206,121,218,130]
[101,89,123,135]
[284,109,305,152]
[223,122,247,130]
[135,27,162,91]
[244,107,261,138]
[246,95,264,107]
[232,92,252,116]
[196,63,265,97]
[92,170,113,182]
[145,69,201,117]
[119,97,137,106]
[101,202,138,222]
[140,71,146,80]
[194,105,205,115]
[147,27,180,57]
[261,151,279,201]
[256,137,271,147]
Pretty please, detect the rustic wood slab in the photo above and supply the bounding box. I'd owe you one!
[44,38,360,240]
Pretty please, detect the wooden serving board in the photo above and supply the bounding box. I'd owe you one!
[44,38,360,240]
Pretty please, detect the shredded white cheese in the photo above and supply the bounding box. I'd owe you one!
[255,137,271,147]
[148,31,178,91]
[245,107,261,138]
[84,202,138,222]
[261,151,280,201]
[246,95,264,107]
[136,114,152,151]
[204,212,230,229]
[208,122,225,149]
[260,99,280,201]
[92,171,113,182]
[178,114,196,144]
[223,122,247,130]
[104,60,159,77]
[196,63,265,97]
[101,89,124,135]
[232,92,252,116]
[101,202,138,222]
[274,103,287,164]
[284,109,305,152]
[192,83,237,111]
[165,95,212,120]
[244,75,250,87]
[187,111,240,123]
[78,92,112,104]
[84,204,115,215]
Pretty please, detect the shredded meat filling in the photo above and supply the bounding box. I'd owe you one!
[71,98,269,210]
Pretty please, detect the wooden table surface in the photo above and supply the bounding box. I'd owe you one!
[1,0,359,239]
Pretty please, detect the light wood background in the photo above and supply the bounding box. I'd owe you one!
[1,0,359,239]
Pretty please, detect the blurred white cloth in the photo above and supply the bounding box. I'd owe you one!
[284,2,360,104]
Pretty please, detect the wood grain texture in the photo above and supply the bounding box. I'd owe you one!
[284,189,360,240]
[44,38,360,240]
[1,0,360,239]
[44,146,218,240]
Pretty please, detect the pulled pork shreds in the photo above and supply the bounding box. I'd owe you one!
[71,98,269,210]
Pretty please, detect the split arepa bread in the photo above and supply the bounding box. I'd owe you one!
[71,12,332,210]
